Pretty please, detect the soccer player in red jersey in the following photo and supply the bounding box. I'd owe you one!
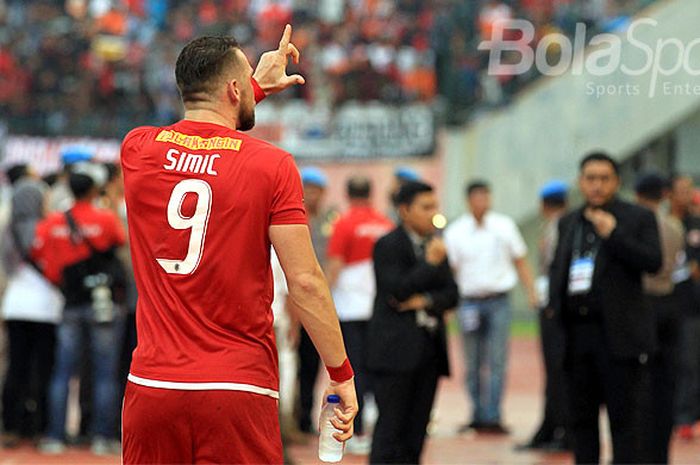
[120,26,358,464]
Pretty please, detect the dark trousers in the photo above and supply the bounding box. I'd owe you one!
[1,320,56,437]
[649,293,680,465]
[532,307,569,443]
[340,320,370,436]
[675,315,700,425]
[675,279,700,426]
[79,324,92,439]
[370,343,439,464]
[297,328,320,433]
[566,322,652,464]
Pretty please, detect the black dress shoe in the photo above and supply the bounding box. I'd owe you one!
[514,439,549,451]
[542,437,571,452]
[478,422,511,435]
[1,433,21,449]
[457,421,483,433]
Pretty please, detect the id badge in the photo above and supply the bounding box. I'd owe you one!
[535,276,549,307]
[458,303,480,332]
[568,257,595,295]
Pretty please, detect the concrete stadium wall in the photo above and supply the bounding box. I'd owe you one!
[443,0,700,223]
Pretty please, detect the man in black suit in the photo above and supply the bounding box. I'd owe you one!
[548,152,662,464]
[367,181,458,464]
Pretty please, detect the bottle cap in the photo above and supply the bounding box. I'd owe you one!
[326,395,340,404]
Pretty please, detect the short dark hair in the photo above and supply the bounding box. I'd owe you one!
[347,176,371,199]
[69,173,96,200]
[465,179,490,197]
[6,164,28,185]
[579,151,620,175]
[103,162,120,184]
[543,197,567,209]
[395,181,433,206]
[635,172,667,201]
[176,36,243,102]
[42,172,59,187]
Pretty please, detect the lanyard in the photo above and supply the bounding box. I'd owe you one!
[572,220,600,261]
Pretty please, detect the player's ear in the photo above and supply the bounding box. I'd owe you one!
[226,79,241,105]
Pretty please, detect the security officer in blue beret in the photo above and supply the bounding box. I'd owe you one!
[296,166,340,435]
[519,180,570,452]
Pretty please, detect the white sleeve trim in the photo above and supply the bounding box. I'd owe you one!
[127,374,280,399]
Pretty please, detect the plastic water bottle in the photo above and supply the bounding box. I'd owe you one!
[318,395,344,463]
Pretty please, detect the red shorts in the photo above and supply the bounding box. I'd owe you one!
[122,381,283,464]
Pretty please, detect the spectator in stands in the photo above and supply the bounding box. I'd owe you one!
[1,0,659,133]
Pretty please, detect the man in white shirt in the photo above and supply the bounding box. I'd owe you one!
[445,180,537,434]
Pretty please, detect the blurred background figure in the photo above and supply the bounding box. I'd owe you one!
[387,166,421,222]
[691,190,700,217]
[98,162,137,438]
[549,153,661,464]
[518,180,570,452]
[270,248,298,463]
[669,175,700,440]
[367,181,458,465]
[635,172,684,464]
[325,176,392,454]
[295,166,332,436]
[32,164,126,456]
[445,179,536,435]
[48,146,95,213]
[1,164,62,447]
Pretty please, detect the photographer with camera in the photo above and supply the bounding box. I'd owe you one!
[32,162,127,455]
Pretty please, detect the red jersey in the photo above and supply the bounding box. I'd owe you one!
[327,205,393,265]
[120,120,306,398]
[327,205,392,321]
[32,200,127,286]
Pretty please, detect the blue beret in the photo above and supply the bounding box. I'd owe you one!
[60,146,94,165]
[300,166,328,188]
[394,166,420,182]
[540,180,568,200]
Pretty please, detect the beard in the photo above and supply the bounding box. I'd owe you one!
[238,102,255,131]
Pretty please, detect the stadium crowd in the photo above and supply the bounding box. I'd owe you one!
[0,0,657,136]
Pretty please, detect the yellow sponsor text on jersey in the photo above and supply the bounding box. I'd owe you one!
[156,129,242,152]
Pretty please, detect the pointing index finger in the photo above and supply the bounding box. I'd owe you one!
[278,24,292,54]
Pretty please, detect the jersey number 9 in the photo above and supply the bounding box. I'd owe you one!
[156,179,212,275]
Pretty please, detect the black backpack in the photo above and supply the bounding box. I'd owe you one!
[60,210,127,307]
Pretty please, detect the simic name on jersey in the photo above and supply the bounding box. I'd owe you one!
[164,148,221,176]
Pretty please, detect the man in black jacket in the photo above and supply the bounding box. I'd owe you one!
[548,152,662,464]
[367,181,458,465]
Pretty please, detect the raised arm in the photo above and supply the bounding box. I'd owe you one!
[252,24,305,99]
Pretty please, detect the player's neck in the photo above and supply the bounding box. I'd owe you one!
[184,107,238,131]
